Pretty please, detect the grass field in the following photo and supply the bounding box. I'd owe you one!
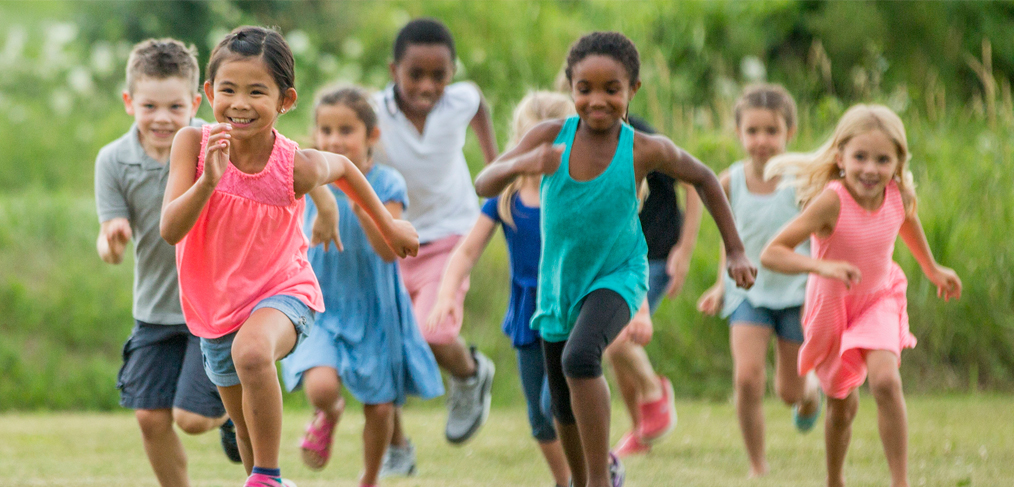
[2,395,1011,487]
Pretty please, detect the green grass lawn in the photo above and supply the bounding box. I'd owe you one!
[2,395,1010,486]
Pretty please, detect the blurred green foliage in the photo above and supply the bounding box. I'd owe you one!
[0,1,1011,409]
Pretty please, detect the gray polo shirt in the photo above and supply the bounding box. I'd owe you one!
[94,120,203,324]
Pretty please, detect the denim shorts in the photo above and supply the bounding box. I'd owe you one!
[728,300,804,344]
[199,295,315,387]
[645,259,670,314]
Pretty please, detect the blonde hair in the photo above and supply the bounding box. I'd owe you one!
[765,104,916,214]
[498,91,575,228]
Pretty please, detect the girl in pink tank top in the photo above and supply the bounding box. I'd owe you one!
[160,27,418,487]
[761,105,961,487]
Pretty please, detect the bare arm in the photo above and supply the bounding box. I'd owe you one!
[307,185,342,252]
[695,172,729,314]
[468,85,499,164]
[473,120,562,197]
[160,125,226,244]
[425,214,499,330]
[760,188,862,288]
[352,200,404,262]
[664,182,702,298]
[897,197,962,300]
[97,218,132,264]
[294,149,418,257]
[644,136,755,289]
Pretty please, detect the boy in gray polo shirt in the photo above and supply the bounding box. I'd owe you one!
[94,38,240,486]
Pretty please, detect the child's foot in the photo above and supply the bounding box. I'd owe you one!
[613,430,651,457]
[793,383,823,433]
[244,473,283,487]
[300,400,344,470]
[637,375,676,443]
[445,347,495,444]
[219,418,242,463]
[379,440,416,478]
[609,451,626,487]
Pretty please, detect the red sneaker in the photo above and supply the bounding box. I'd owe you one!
[636,375,676,443]
[614,431,651,457]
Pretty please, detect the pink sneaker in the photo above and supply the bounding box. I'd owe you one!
[636,375,676,443]
[300,400,343,470]
[244,473,283,487]
[614,430,651,457]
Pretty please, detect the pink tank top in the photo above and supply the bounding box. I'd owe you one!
[812,179,905,294]
[176,125,324,338]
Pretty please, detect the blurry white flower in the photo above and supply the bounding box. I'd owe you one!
[887,85,909,113]
[1,25,27,66]
[318,54,339,76]
[391,9,411,29]
[90,42,115,76]
[342,38,364,59]
[740,56,766,83]
[46,22,78,47]
[50,89,73,117]
[68,66,94,95]
[286,30,311,56]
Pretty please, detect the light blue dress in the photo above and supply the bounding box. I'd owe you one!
[281,165,444,405]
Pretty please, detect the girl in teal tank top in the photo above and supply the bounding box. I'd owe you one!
[534,116,648,342]
[475,32,755,487]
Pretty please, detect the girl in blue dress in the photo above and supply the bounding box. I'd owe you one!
[281,85,443,487]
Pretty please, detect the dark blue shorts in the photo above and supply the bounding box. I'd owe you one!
[728,300,804,344]
[645,259,670,314]
[117,321,226,417]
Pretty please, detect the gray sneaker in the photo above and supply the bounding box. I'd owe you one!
[445,347,495,444]
[378,440,416,478]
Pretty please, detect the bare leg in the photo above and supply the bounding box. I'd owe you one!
[556,421,587,487]
[825,390,859,487]
[604,303,662,430]
[218,385,253,474]
[866,350,909,487]
[730,324,773,477]
[568,376,613,487]
[231,308,298,470]
[172,409,227,435]
[135,409,189,487]
[537,439,572,487]
[362,403,395,486]
[429,337,477,378]
[303,367,343,423]
[390,407,408,447]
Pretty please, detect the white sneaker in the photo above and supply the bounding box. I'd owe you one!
[378,440,416,478]
[445,347,495,444]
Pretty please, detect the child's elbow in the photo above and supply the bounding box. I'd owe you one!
[759,246,777,271]
[160,220,181,245]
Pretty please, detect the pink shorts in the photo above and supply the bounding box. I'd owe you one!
[400,234,469,345]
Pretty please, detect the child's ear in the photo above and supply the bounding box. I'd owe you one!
[122,91,135,116]
[203,80,214,105]
[280,87,297,113]
[786,126,797,142]
[629,79,642,97]
[388,61,398,83]
[190,94,202,117]
[368,126,381,146]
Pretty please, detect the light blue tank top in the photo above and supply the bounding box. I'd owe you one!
[532,117,649,342]
[722,161,809,316]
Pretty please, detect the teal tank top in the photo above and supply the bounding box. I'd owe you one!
[532,116,649,342]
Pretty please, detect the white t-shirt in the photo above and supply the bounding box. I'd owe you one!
[373,82,481,243]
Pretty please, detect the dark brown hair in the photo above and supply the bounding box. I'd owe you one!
[734,83,797,130]
[206,26,294,98]
[126,38,199,94]
[313,85,378,134]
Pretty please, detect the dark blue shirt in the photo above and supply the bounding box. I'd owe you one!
[481,195,541,347]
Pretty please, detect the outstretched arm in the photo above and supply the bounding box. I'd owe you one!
[898,199,962,300]
[294,150,418,257]
[645,136,755,289]
[761,188,862,289]
[468,85,499,164]
[425,215,499,332]
[474,120,562,197]
[351,200,405,262]
[665,181,703,298]
[695,172,730,314]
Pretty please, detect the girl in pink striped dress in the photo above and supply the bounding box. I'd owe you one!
[160,26,419,487]
[760,105,961,487]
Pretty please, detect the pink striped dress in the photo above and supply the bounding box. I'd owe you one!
[800,179,916,399]
[176,125,324,339]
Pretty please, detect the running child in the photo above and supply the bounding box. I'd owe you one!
[371,17,499,475]
[160,26,419,487]
[474,32,756,487]
[280,85,443,487]
[695,84,822,477]
[760,104,961,487]
[427,90,574,487]
[94,38,240,487]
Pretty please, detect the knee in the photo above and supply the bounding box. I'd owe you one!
[231,340,274,376]
[561,343,602,379]
[826,398,858,427]
[364,402,395,420]
[868,369,903,403]
[775,378,803,406]
[734,364,766,399]
[135,409,173,437]
[173,410,216,435]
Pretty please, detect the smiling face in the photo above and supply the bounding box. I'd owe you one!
[204,56,295,139]
[389,43,455,118]
[736,108,793,166]
[314,103,378,173]
[837,129,901,207]
[569,54,639,132]
[123,76,201,161]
